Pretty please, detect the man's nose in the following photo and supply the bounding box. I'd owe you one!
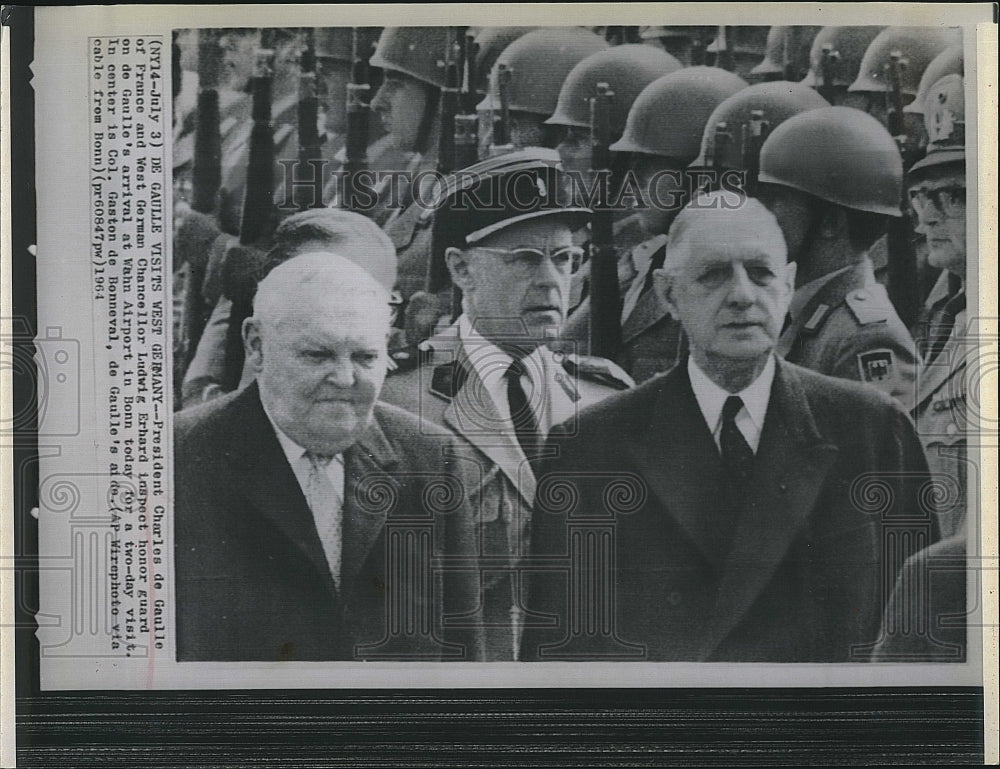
[726,264,756,304]
[324,358,356,387]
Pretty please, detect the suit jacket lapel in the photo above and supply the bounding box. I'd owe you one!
[225,384,339,599]
[700,359,839,659]
[628,367,736,571]
[341,412,398,593]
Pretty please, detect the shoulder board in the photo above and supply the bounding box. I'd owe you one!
[845,286,893,326]
[561,354,635,391]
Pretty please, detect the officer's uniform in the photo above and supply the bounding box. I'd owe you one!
[380,148,632,660]
[379,319,633,660]
[911,271,968,539]
[777,258,917,409]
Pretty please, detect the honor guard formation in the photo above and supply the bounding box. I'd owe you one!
[171,26,972,663]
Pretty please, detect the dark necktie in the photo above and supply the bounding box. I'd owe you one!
[720,395,754,487]
[926,290,965,364]
[505,358,540,459]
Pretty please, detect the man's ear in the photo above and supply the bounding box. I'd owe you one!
[243,316,264,372]
[444,246,475,293]
[782,261,798,296]
[652,269,678,318]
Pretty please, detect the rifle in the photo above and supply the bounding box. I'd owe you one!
[884,49,920,328]
[715,26,735,72]
[437,28,462,174]
[742,109,769,196]
[192,28,224,214]
[818,43,839,104]
[588,82,622,359]
[343,27,373,212]
[296,27,323,207]
[488,63,513,157]
[224,29,277,392]
[452,30,479,169]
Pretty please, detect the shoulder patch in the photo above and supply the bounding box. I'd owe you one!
[857,349,895,384]
[560,354,635,391]
[845,286,893,326]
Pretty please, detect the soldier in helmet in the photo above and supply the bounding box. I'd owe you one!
[561,67,748,382]
[799,26,886,106]
[904,45,963,117]
[470,26,541,97]
[749,26,822,83]
[907,73,969,539]
[476,27,608,157]
[379,149,635,661]
[706,25,771,80]
[547,44,683,311]
[756,106,918,409]
[847,25,961,158]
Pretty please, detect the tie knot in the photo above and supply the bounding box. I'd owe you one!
[306,451,335,470]
[506,358,529,380]
[722,395,744,424]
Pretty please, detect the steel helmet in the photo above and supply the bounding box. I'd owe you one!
[545,44,683,137]
[848,26,962,98]
[471,26,541,94]
[610,67,748,161]
[369,27,452,89]
[910,73,965,173]
[904,45,963,114]
[800,26,885,89]
[759,105,903,216]
[692,81,829,169]
[476,27,608,116]
[750,26,822,81]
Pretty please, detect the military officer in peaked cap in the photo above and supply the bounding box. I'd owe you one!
[906,73,971,540]
[380,148,634,660]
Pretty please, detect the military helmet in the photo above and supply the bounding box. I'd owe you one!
[476,27,608,116]
[800,26,885,89]
[692,81,829,169]
[610,67,748,161]
[640,25,717,42]
[750,26,822,81]
[369,27,452,89]
[314,28,355,63]
[472,26,540,94]
[759,105,903,216]
[545,44,683,136]
[848,26,962,99]
[904,45,963,114]
[910,73,965,173]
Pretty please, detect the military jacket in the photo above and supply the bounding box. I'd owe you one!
[777,259,918,410]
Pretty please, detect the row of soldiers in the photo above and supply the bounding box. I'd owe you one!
[171,25,971,659]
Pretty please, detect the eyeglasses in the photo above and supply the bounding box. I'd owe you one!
[474,245,585,276]
[907,185,965,216]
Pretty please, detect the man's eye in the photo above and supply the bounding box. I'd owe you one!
[747,266,775,285]
[697,268,728,287]
[353,352,380,366]
[302,350,328,362]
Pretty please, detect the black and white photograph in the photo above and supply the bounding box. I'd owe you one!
[3,4,996,765]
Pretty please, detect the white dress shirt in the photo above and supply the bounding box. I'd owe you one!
[688,355,776,455]
[458,314,547,429]
[262,405,345,582]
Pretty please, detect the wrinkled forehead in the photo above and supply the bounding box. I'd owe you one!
[473,217,575,251]
[670,206,787,269]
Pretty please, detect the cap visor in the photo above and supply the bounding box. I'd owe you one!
[909,149,965,174]
[466,207,592,244]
